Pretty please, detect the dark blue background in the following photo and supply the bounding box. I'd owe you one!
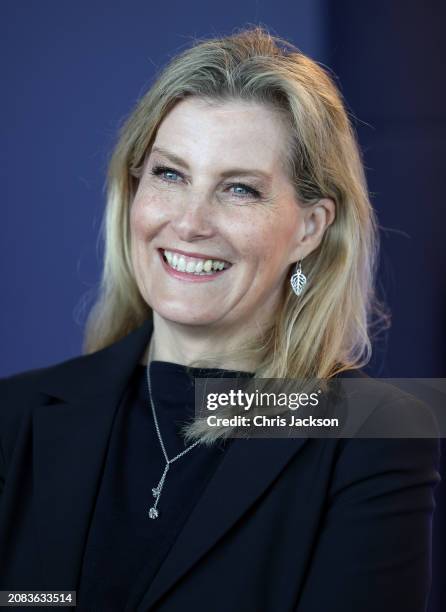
[2,1,444,609]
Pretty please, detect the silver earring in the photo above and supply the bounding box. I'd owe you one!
[290,260,307,296]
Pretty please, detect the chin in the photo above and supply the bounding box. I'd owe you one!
[153,304,222,327]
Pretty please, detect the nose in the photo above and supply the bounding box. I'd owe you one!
[170,194,215,242]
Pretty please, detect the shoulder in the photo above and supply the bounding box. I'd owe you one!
[0,363,61,426]
[0,363,57,399]
[0,357,88,466]
[0,352,91,405]
[0,319,153,470]
[0,352,105,486]
[335,368,439,437]
[328,369,441,498]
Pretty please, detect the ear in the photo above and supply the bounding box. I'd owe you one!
[289,198,336,262]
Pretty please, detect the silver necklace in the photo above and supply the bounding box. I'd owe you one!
[146,342,200,519]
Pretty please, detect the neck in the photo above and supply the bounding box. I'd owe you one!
[142,312,263,372]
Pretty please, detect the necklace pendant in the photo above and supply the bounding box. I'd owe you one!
[148,507,159,519]
[152,486,160,498]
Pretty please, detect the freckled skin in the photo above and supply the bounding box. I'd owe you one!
[129,97,334,364]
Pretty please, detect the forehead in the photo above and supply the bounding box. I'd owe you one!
[152,97,290,171]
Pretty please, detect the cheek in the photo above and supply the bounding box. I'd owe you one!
[130,200,148,241]
[245,216,301,269]
[130,190,168,241]
[233,217,290,263]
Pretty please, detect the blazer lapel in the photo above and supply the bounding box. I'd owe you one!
[135,437,307,611]
[32,318,153,590]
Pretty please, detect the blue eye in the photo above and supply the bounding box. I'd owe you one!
[151,165,182,182]
[229,183,261,198]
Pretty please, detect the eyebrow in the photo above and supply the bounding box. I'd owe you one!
[150,145,272,183]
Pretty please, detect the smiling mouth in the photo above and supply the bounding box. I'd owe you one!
[160,248,232,276]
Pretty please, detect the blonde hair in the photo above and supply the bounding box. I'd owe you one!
[81,26,389,444]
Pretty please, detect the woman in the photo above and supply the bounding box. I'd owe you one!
[0,26,440,611]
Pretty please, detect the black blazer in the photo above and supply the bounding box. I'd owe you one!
[0,319,441,611]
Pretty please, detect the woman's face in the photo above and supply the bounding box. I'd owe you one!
[130,97,324,334]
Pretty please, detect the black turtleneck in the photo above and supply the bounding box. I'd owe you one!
[77,360,252,611]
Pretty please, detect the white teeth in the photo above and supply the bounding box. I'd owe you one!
[162,250,229,275]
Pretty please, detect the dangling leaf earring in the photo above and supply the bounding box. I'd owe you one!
[290,260,307,296]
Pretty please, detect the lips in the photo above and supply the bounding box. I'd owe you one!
[158,247,231,265]
[158,248,230,282]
